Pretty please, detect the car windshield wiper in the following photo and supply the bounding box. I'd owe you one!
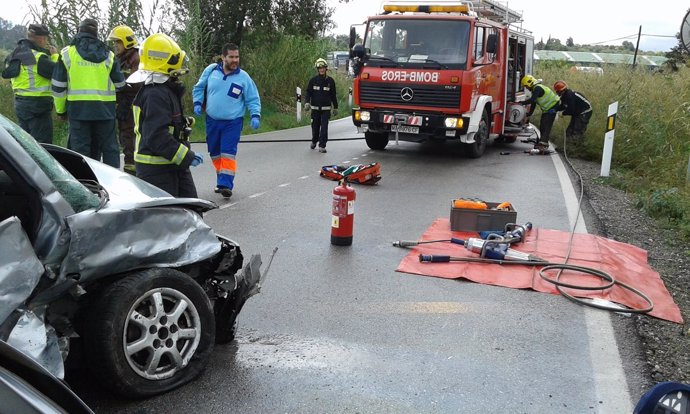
[366,56,398,67]
[80,179,110,211]
[421,59,448,69]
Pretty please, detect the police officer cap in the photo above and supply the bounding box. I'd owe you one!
[28,24,50,36]
[78,18,99,36]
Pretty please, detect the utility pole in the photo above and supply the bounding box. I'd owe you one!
[632,25,642,68]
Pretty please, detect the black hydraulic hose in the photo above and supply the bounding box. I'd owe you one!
[239,137,364,143]
[416,254,653,314]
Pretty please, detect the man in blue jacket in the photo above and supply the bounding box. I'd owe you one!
[192,43,262,199]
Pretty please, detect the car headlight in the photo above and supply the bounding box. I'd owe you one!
[360,111,371,122]
[444,117,458,128]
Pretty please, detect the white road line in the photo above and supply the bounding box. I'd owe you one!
[248,192,265,198]
[342,160,351,164]
[352,157,359,160]
[219,202,238,210]
[298,175,310,180]
[279,183,291,187]
[552,153,632,413]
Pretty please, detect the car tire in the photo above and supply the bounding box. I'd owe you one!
[83,268,215,398]
[365,131,389,150]
[465,109,489,158]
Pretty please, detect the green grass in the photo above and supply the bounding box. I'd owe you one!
[534,64,690,237]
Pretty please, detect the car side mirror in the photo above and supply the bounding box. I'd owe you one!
[349,26,357,50]
[351,44,365,60]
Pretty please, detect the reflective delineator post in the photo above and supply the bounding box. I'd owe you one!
[600,101,618,177]
[296,87,302,122]
[348,87,353,108]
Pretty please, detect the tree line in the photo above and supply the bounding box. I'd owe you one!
[3,0,346,64]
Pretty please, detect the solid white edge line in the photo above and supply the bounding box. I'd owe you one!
[552,153,633,413]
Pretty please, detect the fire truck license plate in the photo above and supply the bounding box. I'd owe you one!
[391,125,419,134]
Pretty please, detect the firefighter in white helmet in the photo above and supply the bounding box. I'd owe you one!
[305,57,338,153]
[127,33,203,197]
[521,74,560,151]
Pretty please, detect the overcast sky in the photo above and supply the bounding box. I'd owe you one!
[3,0,686,51]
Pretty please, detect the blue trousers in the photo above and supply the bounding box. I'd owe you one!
[206,116,243,190]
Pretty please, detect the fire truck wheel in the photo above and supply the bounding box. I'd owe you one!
[365,131,389,150]
[466,110,489,158]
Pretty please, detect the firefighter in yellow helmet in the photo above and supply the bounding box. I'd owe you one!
[304,57,338,153]
[521,74,560,151]
[108,25,140,175]
[1,24,58,143]
[127,33,203,197]
[52,18,126,167]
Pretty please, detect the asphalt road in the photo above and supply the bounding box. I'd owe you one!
[71,118,638,413]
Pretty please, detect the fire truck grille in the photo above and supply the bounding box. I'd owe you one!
[359,82,460,108]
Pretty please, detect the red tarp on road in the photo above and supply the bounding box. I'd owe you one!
[396,218,683,323]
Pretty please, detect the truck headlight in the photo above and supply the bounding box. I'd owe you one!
[360,111,371,122]
[444,117,458,128]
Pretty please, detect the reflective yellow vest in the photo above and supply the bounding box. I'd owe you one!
[54,46,116,113]
[535,84,559,111]
[11,49,58,97]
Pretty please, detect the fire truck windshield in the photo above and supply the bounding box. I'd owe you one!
[364,19,470,69]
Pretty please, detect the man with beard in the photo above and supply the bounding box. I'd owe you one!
[128,33,203,197]
[192,43,262,199]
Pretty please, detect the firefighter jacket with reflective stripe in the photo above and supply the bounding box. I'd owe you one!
[51,32,125,120]
[2,39,57,98]
[133,81,196,172]
[557,89,592,116]
[305,74,337,111]
[527,84,559,115]
[192,63,261,121]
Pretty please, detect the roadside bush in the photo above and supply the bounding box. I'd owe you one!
[536,64,690,237]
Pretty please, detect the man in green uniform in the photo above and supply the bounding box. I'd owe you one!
[52,18,125,168]
[2,24,58,143]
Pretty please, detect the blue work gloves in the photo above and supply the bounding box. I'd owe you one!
[251,117,260,130]
[193,104,202,116]
[191,153,203,167]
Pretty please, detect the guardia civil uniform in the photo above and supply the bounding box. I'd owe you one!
[52,26,125,168]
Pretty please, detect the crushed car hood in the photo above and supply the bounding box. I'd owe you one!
[82,156,217,212]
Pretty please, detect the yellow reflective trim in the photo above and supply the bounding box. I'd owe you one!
[607,115,616,132]
[383,4,469,13]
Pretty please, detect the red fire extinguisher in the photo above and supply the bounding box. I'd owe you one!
[331,180,356,246]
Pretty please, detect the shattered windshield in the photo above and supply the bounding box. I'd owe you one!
[364,19,470,68]
[0,115,99,213]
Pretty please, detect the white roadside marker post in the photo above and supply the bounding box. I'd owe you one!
[601,101,618,177]
[296,87,302,122]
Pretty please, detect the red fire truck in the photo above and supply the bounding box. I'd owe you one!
[349,1,534,157]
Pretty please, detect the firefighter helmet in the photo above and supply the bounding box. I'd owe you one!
[108,25,138,49]
[521,74,539,89]
[139,33,187,75]
[315,58,328,69]
[553,80,568,95]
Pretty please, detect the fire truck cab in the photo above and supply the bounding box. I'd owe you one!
[350,1,534,157]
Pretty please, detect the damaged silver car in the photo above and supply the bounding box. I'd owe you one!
[0,114,267,398]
